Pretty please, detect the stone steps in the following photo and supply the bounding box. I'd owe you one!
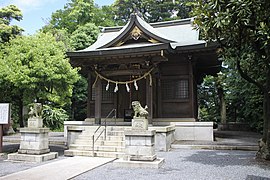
[95,151,125,158]
[64,149,94,157]
[65,127,125,158]
[69,144,125,152]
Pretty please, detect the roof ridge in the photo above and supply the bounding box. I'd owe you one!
[102,17,194,33]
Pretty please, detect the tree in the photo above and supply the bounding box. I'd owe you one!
[70,23,100,50]
[192,0,270,159]
[113,0,192,25]
[48,0,95,34]
[0,5,23,43]
[0,33,79,126]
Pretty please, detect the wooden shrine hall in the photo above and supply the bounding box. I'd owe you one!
[67,14,221,124]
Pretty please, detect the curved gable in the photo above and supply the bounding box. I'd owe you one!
[99,14,175,49]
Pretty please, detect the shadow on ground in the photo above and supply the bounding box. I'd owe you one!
[2,144,66,156]
[183,150,270,169]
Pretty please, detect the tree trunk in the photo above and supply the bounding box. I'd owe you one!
[18,97,24,128]
[256,68,270,160]
[217,87,226,124]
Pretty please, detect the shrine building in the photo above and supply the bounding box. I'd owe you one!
[67,14,221,125]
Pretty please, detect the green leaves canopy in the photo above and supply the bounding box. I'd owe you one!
[70,23,100,50]
[113,0,192,24]
[0,33,79,106]
[0,5,23,43]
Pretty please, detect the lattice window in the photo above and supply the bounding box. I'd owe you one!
[102,83,114,101]
[91,83,114,101]
[161,79,189,100]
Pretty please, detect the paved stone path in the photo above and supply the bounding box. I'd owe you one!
[0,156,115,180]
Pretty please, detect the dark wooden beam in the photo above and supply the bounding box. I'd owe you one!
[146,75,153,123]
[87,72,92,119]
[95,78,102,124]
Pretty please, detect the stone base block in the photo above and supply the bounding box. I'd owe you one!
[19,127,49,152]
[28,117,43,128]
[132,118,148,130]
[173,122,213,141]
[8,152,58,163]
[113,158,164,169]
[124,154,157,161]
[18,148,50,155]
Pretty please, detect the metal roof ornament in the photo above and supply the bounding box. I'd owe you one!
[130,26,142,40]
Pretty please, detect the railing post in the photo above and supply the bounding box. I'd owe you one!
[92,135,94,157]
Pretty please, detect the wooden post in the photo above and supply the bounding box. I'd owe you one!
[0,125,3,153]
[189,60,196,119]
[87,72,92,119]
[95,78,102,124]
[146,75,153,124]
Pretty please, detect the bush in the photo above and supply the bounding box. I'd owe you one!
[42,105,69,131]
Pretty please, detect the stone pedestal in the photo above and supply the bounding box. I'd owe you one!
[114,119,164,168]
[18,128,50,155]
[28,117,43,128]
[132,118,148,130]
[8,118,58,162]
[124,130,156,161]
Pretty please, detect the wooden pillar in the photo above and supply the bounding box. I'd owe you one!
[0,125,2,153]
[146,75,153,124]
[87,72,92,119]
[95,78,102,124]
[188,59,196,119]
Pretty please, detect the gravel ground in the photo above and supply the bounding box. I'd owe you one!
[73,149,270,180]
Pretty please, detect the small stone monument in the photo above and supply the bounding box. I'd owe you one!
[8,103,58,162]
[114,101,164,168]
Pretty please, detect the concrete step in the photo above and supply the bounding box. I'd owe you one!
[95,145,125,152]
[171,144,259,151]
[69,144,93,151]
[74,139,93,145]
[107,131,124,136]
[70,144,124,152]
[95,151,125,158]
[103,140,125,146]
[64,149,95,157]
[105,136,125,141]
[106,126,132,131]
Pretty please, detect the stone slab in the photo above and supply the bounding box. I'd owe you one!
[28,117,43,128]
[148,125,175,133]
[125,146,155,157]
[125,136,154,146]
[3,156,115,180]
[113,158,164,169]
[132,118,148,130]
[173,122,213,141]
[8,152,58,163]
[18,148,50,155]
[128,154,157,161]
[20,128,49,133]
[125,130,156,136]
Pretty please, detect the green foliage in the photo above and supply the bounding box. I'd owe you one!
[70,23,100,50]
[192,0,270,136]
[70,75,88,121]
[198,75,220,122]
[0,32,79,106]
[49,0,95,34]
[42,105,69,131]
[0,5,23,43]
[113,0,192,24]
[41,27,73,51]
[92,5,116,27]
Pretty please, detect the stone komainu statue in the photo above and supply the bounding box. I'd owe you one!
[131,101,148,119]
[28,103,43,118]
